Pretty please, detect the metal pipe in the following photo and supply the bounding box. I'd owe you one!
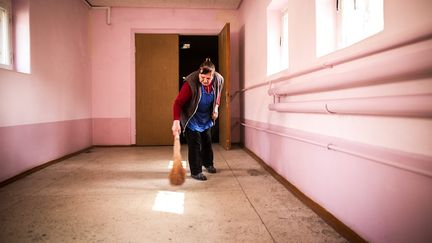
[92,7,111,25]
[241,122,432,178]
[236,30,432,95]
[268,94,432,118]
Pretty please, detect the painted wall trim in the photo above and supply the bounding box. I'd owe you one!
[268,93,432,118]
[242,120,432,178]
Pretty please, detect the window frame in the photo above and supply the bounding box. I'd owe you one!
[336,0,384,49]
[0,0,13,70]
[316,0,384,57]
[267,0,290,76]
[280,10,289,71]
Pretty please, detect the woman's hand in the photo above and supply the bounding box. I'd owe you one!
[212,110,219,120]
[212,105,219,121]
[172,120,181,137]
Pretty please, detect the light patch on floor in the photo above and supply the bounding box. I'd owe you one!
[168,160,187,169]
[152,191,185,214]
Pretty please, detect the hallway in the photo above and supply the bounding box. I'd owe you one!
[0,145,346,242]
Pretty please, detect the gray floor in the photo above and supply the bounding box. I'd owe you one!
[0,145,347,243]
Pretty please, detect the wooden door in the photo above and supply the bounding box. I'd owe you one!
[218,23,231,150]
[135,34,179,145]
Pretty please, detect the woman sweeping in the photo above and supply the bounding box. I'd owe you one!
[172,58,224,181]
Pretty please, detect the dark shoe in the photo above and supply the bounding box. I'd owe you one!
[191,173,207,181]
[205,166,217,174]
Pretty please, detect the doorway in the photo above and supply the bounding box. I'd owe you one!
[135,24,231,149]
[178,35,219,143]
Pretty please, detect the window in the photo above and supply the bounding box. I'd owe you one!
[316,0,384,57]
[338,0,384,48]
[280,11,289,70]
[0,0,12,69]
[267,0,289,76]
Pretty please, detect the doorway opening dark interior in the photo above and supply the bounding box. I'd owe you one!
[179,35,219,143]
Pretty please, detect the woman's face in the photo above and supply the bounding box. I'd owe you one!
[199,72,213,86]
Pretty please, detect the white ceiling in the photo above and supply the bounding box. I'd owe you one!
[86,0,243,10]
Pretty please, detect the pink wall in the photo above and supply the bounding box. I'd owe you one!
[244,120,432,243]
[0,1,243,178]
[239,0,432,242]
[90,7,241,145]
[1,0,431,241]
[0,0,92,182]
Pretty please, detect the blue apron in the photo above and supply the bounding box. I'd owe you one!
[187,86,214,132]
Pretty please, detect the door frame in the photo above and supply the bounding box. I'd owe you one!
[130,28,230,145]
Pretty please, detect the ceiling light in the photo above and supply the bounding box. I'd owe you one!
[181,43,190,49]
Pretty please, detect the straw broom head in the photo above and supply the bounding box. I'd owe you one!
[169,135,186,186]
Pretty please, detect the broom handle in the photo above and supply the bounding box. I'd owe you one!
[173,132,181,160]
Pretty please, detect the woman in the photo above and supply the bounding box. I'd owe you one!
[172,58,224,181]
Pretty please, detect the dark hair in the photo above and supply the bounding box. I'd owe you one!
[199,58,215,75]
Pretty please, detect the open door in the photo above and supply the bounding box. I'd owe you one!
[218,23,231,150]
[135,34,179,145]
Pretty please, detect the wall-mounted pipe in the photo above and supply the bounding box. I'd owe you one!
[82,0,111,25]
[268,39,432,96]
[242,122,432,179]
[234,30,432,95]
[93,7,111,25]
[268,94,432,118]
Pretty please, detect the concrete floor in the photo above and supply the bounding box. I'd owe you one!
[0,145,347,243]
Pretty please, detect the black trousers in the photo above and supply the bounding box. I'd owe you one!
[185,127,213,175]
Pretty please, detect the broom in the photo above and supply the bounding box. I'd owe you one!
[169,133,186,186]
